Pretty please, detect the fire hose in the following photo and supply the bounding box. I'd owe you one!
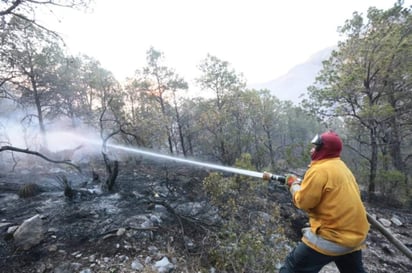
[262,172,412,260]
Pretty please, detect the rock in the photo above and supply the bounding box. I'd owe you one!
[89,254,96,262]
[154,256,174,273]
[390,216,403,227]
[48,244,58,252]
[116,227,126,236]
[148,245,158,254]
[378,218,392,227]
[150,214,162,225]
[141,219,154,228]
[36,262,47,273]
[7,225,19,234]
[48,227,59,233]
[131,259,144,270]
[0,222,12,229]
[53,262,81,273]
[145,256,152,264]
[13,214,44,250]
[184,235,195,250]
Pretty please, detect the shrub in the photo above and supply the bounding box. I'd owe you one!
[376,169,409,207]
[56,175,74,199]
[202,153,291,272]
[18,183,40,198]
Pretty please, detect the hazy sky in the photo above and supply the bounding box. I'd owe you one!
[40,0,411,86]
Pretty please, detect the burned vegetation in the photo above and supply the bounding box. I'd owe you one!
[0,150,411,273]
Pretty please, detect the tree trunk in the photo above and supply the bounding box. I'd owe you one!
[264,127,276,170]
[30,75,46,143]
[368,128,378,194]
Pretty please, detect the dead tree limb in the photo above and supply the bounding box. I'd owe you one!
[367,213,412,260]
[99,97,121,191]
[0,145,81,173]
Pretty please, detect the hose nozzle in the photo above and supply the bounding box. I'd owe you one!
[262,172,285,183]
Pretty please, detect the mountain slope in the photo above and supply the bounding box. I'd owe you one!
[249,47,334,104]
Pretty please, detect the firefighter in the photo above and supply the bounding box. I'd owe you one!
[264,130,369,273]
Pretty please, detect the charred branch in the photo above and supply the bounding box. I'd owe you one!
[0,145,81,172]
[99,97,122,191]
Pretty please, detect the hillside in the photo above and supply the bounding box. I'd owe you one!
[249,47,334,104]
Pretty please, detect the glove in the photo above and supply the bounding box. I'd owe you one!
[286,174,301,195]
[285,174,300,188]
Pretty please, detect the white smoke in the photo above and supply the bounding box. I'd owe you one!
[0,99,104,166]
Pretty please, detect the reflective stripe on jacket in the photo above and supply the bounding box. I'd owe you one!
[302,228,365,256]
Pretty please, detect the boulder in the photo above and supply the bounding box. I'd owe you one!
[13,214,44,250]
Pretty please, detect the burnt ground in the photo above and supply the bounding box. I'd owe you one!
[0,157,411,273]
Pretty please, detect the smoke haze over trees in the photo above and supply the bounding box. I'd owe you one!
[1,1,412,203]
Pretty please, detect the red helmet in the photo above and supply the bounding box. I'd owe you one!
[311,131,342,161]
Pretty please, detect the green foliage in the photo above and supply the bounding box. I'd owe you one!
[196,54,246,102]
[234,153,254,172]
[284,142,310,169]
[305,2,412,197]
[194,55,248,164]
[3,0,411,212]
[203,172,239,217]
[209,222,288,273]
[376,169,409,206]
[202,154,291,272]
[125,47,188,153]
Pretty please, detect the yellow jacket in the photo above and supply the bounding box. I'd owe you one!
[292,157,370,256]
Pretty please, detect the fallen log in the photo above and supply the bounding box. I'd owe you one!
[367,213,412,260]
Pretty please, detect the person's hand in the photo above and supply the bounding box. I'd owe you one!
[285,174,300,187]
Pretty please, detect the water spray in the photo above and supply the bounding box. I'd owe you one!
[66,132,266,179]
[61,132,291,183]
[105,142,287,184]
[106,143,266,178]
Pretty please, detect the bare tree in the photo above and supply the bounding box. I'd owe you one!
[98,98,122,192]
[1,0,91,31]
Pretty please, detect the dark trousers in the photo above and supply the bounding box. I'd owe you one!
[279,242,367,273]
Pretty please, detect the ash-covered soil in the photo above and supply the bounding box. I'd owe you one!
[0,158,411,273]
